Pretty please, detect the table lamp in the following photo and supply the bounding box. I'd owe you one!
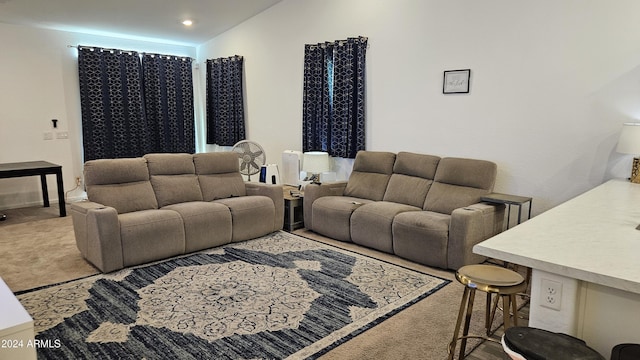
[616,122,640,184]
[302,151,330,184]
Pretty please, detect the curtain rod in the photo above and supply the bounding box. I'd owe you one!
[67,45,194,61]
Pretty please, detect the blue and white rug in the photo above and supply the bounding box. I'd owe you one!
[17,231,449,359]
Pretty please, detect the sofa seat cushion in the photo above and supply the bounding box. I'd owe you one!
[312,196,374,242]
[214,196,275,242]
[351,201,421,253]
[119,209,186,268]
[392,211,451,269]
[162,202,232,252]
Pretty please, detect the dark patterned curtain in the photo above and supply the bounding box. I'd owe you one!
[78,46,195,161]
[206,56,245,146]
[142,54,195,153]
[78,47,150,161]
[303,37,367,159]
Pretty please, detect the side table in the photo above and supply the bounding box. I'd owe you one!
[481,192,533,295]
[481,193,532,229]
[283,185,304,231]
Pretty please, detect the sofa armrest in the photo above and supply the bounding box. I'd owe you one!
[447,202,505,270]
[245,182,284,231]
[70,201,124,272]
[303,181,348,231]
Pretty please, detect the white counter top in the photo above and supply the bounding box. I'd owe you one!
[0,277,33,337]
[474,179,640,295]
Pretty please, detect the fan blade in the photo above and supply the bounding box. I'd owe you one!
[251,149,263,158]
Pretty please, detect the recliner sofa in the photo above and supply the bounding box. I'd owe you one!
[71,152,283,272]
[303,151,504,270]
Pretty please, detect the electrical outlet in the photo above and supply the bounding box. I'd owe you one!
[540,278,562,310]
[75,176,82,187]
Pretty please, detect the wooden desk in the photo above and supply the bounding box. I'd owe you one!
[474,179,640,356]
[0,161,66,217]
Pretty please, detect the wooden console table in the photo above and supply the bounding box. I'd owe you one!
[0,161,66,217]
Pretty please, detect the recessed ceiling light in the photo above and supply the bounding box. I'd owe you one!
[182,19,193,26]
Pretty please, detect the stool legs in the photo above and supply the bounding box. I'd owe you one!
[459,288,476,359]
[449,287,472,360]
[449,290,520,360]
[485,293,493,336]
[504,294,519,329]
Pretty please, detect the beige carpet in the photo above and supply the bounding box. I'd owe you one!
[0,205,523,359]
[0,206,99,292]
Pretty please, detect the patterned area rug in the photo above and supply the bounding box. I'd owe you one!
[17,231,449,359]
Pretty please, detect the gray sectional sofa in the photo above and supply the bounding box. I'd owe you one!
[71,152,284,272]
[303,151,505,270]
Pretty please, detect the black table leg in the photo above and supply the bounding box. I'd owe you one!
[55,169,66,217]
[40,173,50,208]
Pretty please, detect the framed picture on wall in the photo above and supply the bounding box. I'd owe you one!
[443,69,471,94]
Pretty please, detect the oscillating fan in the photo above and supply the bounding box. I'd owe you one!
[232,140,266,181]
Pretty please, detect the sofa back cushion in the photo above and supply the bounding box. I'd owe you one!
[144,153,203,207]
[194,152,247,201]
[425,157,497,214]
[344,151,396,201]
[383,152,440,207]
[84,157,158,214]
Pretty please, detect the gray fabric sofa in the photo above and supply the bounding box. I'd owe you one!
[303,151,504,270]
[71,152,284,272]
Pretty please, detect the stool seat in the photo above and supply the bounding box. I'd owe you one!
[503,327,604,360]
[611,343,640,360]
[448,264,527,360]
[457,264,526,291]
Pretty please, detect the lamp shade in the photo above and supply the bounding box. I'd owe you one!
[302,152,330,173]
[616,123,640,155]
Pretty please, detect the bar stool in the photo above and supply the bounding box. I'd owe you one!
[502,327,605,360]
[611,343,640,360]
[448,264,527,360]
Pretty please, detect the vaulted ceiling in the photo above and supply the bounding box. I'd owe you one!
[0,0,282,46]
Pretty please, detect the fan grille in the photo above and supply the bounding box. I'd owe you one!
[232,140,266,179]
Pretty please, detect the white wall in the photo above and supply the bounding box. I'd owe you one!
[197,0,640,214]
[0,23,196,208]
[3,1,640,216]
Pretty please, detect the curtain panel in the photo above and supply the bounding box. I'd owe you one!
[77,46,195,161]
[78,47,150,161]
[206,56,246,146]
[302,36,367,159]
[142,54,195,154]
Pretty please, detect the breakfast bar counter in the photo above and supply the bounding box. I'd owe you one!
[474,179,640,357]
